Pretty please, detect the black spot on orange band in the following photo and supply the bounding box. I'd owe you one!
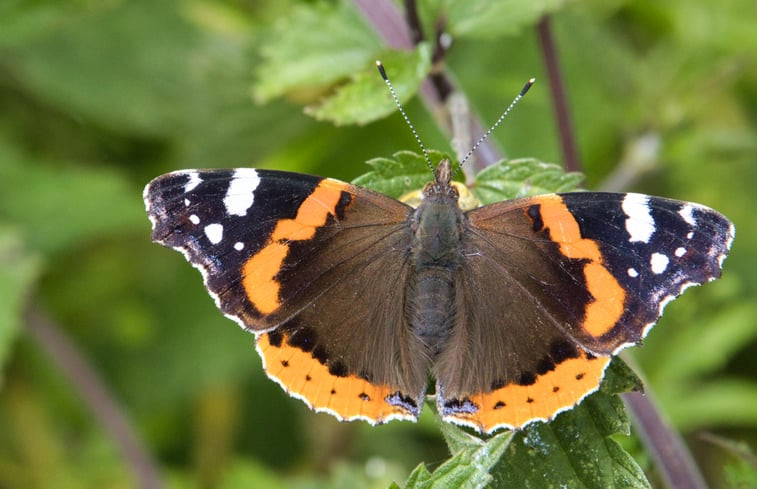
[527,204,544,232]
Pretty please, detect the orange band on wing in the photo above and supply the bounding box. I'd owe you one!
[443,352,611,432]
[242,180,347,315]
[256,333,418,424]
[242,243,288,314]
[538,196,625,337]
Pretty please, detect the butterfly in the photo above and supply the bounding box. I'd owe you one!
[144,157,733,433]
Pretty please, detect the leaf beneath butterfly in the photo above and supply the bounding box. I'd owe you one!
[352,150,452,198]
[400,430,514,489]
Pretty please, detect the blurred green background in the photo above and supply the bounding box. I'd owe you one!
[1,1,756,488]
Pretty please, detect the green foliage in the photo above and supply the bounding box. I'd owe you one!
[352,150,452,197]
[1,0,755,488]
[252,1,383,103]
[441,0,566,38]
[472,158,584,203]
[0,231,40,383]
[0,141,145,254]
[402,431,513,489]
[304,45,433,125]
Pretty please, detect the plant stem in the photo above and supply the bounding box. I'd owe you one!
[536,15,582,172]
[25,308,164,489]
[624,392,708,489]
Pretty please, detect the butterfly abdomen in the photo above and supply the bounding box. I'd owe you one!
[407,267,457,355]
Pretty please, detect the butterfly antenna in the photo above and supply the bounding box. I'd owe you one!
[376,61,434,173]
[457,78,536,171]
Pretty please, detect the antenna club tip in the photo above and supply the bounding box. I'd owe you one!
[376,60,388,80]
[520,78,536,96]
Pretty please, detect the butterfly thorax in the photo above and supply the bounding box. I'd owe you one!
[406,160,465,355]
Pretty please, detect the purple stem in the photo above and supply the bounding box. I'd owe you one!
[26,308,163,489]
[624,392,708,489]
[536,15,581,172]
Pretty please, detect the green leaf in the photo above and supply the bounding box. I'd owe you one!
[402,463,433,487]
[353,154,583,205]
[442,0,566,39]
[0,229,41,385]
[351,150,451,198]
[252,1,383,103]
[491,360,649,489]
[304,44,433,126]
[403,431,513,489]
[438,412,487,455]
[472,158,584,204]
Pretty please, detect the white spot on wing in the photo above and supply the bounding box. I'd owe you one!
[674,247,686,257]
[184,198,190,207]
[622,193,655,243]
[679,204,696,226]
[189,214,200,225]
[686,231,694,240]
[204,223,223,244]
[234,242,244,251]
[627,267,639,278]
[224,169,261,216]
[650,252,669,274]
[185,172,202,193]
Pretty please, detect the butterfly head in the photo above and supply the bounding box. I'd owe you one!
[423,159,459,202]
